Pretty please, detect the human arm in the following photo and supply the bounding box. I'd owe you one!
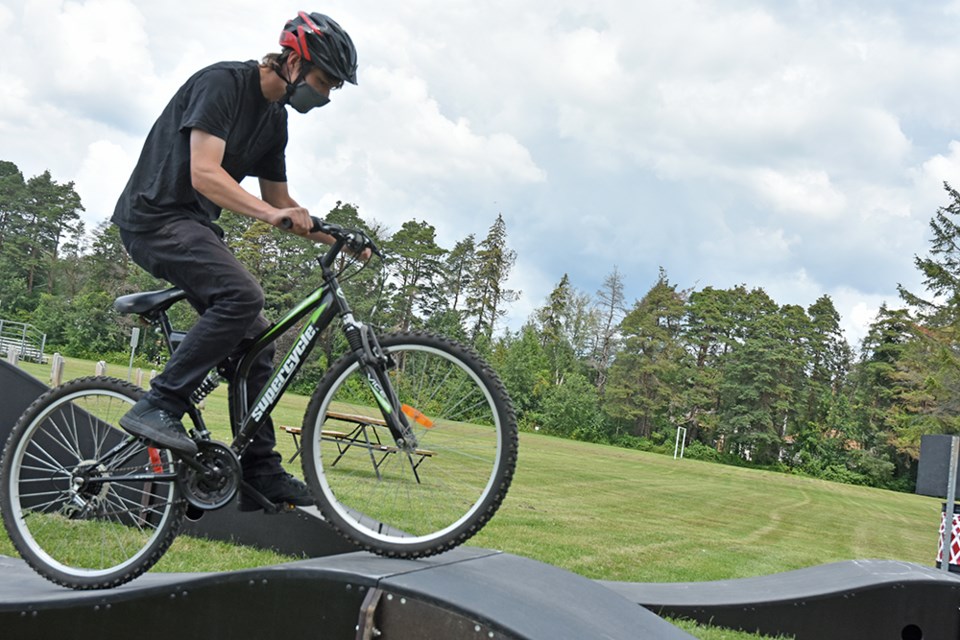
[260,176,371,260]
[189,128,319,237]
[259,177,339,245]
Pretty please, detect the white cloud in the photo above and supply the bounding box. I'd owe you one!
[915,141,960,200]
[838,293,891,349]
[0,4,13,30]
[0,71,29,123]
[74,140,138,226]
[748,169,847,219]
[282,61,545,242]
[20,0,156,129]
[699,225,800,269]
[502,258,558,332]
[350,67,545,184]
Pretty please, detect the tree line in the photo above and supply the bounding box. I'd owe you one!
[2,158,959,491]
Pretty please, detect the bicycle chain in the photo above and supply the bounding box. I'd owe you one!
[71,461,179,476]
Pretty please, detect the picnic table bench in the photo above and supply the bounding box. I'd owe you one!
[280,410,435,483]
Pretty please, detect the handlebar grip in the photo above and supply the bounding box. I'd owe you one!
[280,216,324,233]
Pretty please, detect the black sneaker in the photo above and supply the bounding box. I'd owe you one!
[239,473,313,512]
[119,398,198,457]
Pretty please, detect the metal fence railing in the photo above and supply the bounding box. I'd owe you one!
[0,319,46,363]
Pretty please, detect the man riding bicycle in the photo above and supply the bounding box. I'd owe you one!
[111,11,360,510]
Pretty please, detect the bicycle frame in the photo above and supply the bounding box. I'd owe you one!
[146,232,414,466]
[226,246,350,458]
[230,274,342,455]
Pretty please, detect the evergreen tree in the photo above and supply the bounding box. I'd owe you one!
[536,274,576,385]
[20,171,84,296]
[899,183,960,323]
[87,221,137,296]
[806,295,851,398]
[444,235,476,317]
[678,286,742,443]
[886,183,960,457]
[605,269,689,438]
[465,214,518,341]
[490,323,550,426]
[384,219,447,332]
[590,266,626,394]
[0,155,939,490]
[846,305,922,481]
[789,295,853,458]
[323,202,388,322]
[716,291,807,464]
[0,161,26,254]
[0,165,84,313]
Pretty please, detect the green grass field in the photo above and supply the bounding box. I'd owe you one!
[473,434,937,584]
[3,356,942,639]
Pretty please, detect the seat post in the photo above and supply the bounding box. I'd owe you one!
[153,311,184,355]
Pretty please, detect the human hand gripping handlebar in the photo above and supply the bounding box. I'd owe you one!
[280,215,382,260]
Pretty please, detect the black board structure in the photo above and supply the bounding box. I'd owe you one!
[607,559,960,640]
[917,433,960,498]
[0,549,695,640]
[3,552,958,640]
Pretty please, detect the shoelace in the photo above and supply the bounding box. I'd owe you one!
[155,409,186,434]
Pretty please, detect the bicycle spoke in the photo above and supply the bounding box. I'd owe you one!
[41,414,85,463]
[304,332,516,556]
[2,378,185,587]
[21,446,73,478]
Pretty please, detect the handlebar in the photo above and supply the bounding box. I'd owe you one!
[280,216,383,260]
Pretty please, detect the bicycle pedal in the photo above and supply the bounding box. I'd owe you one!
[263,501,297,515]
[237,486,297,514]
[240,502,293,515]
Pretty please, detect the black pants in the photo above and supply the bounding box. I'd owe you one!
[120,218,282,479]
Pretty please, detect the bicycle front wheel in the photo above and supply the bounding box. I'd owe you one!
[302,331,518,557]
[0,377,186,589]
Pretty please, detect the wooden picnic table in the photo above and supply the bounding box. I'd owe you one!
[280,410,435,482]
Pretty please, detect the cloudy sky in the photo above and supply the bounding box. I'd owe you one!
[3,0,960,347]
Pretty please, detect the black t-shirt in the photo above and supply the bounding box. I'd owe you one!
[112,60,288,233]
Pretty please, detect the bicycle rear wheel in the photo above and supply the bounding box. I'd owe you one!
[0,377,186,589]
[301,331,518,557]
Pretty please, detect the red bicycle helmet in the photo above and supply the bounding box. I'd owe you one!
[280,11,358,85]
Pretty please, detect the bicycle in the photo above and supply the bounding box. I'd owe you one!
[0,218,518,589]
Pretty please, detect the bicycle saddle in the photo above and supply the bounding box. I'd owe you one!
[113,288,189,317]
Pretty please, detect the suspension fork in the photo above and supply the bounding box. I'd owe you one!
[327,264,416,449]
[342,317,418,451]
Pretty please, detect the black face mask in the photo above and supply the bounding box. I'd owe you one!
[286,80,330,113]
[279,64,330,113]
